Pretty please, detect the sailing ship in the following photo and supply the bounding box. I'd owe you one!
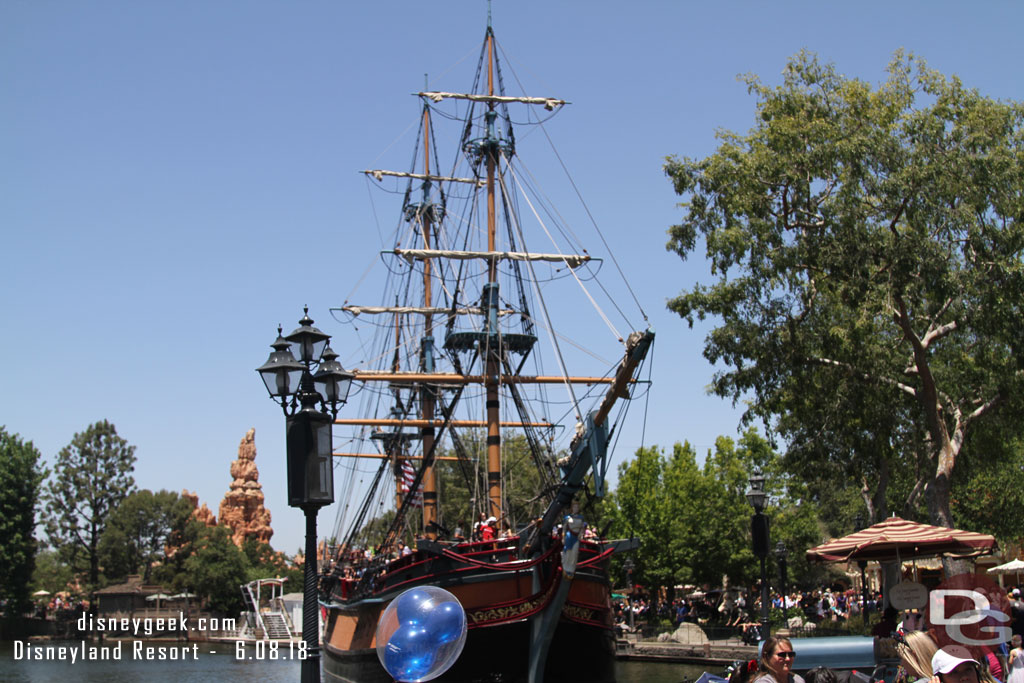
[321,16,654,683]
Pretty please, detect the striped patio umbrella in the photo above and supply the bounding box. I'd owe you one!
[806,516,997,563]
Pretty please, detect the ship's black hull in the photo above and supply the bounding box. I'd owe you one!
[323,616,615,683]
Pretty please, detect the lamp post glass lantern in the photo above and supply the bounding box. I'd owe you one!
[745,470,766,513]
[746,469,770,641]
[257,308,354,683]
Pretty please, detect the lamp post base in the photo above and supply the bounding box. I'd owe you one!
[760,554,769,642]
[302,507,321,683]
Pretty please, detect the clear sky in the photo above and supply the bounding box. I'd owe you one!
[3,1,1022,556]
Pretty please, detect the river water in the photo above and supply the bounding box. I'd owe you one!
[0,641,712,682]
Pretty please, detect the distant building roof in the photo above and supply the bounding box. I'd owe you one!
[95,575,165,595]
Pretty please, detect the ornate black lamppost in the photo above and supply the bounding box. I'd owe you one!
[623,558,635,633]
[746,469,770,641]
[257,308,354,683]
[854,514,869,615]
[775,541,788,611]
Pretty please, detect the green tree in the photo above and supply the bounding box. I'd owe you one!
[605,445,674,597]
[665,52,1024,550]
[699,429,825,591]
[31,548,75,598]
[42,420,137,591]
[431,431,556,538]
[351,509,398,550]
[0,427,47,616]
[948,426,1024,545]
[99,489,193,583]
[242,538,303,587]
[605,430,829,606]
[168,522,248,615]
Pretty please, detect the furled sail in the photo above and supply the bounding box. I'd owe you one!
[418,91,568,110]
[340,305,513,317]
[390,248,591,269]
[362,169,485,186]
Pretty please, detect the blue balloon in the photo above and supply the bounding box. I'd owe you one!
[385,625,436,680]
[394,588,433,625]
[429,601,466,646]
[376,586,468,682]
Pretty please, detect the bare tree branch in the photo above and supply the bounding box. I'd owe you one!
[921,319,958,349]
[808,355,918,397]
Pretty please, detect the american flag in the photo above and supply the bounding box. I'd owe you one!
[400,460,423,508]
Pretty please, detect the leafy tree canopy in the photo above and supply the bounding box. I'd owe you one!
[603,429,828,602]
[31,549,75,599]
[0,427,47,616]
[665,51,1024,539]
[435,432,554,537]
[99,489,193,584]
[949,425,1024,545]
[163,521,249,614]
[242,538,303,587]
[42,420,136,591]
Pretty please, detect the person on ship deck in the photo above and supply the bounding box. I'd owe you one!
[480,516,497,542]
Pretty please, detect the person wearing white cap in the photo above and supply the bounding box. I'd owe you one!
[931,648,997,683]
[933,651,978,679]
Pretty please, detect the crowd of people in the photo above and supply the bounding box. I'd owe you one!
[675,582,1024,683]
[726,627,1024,683]
[614,581,1024,683]
[613,585,888,635]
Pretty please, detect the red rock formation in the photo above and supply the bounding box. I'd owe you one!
[218,428,274,547]
[181,490,217,526]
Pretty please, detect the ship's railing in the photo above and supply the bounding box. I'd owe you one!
[329,536,611,603]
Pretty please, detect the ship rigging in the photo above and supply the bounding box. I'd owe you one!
[320,17,654,683]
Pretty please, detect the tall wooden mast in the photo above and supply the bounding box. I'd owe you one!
[393,310,404,511]
[420,103,439,535]
[484,27,502,522]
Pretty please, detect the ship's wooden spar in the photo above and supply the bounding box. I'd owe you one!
[340,305,514,317]
[334,418,554,428]
[417,91,568,111]
[332,452,462,461]
[391,248,591,269]
[352,371,626,385]
[592,330,653,429]
[362,168,485,186]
